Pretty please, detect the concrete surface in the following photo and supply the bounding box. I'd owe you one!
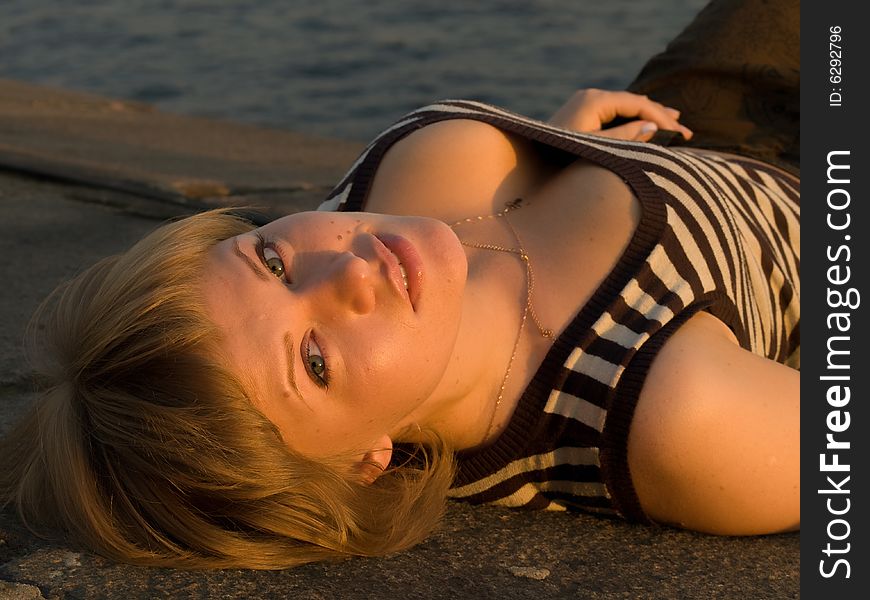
[0,80,799,599]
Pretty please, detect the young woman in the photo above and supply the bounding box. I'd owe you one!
[1,0,798,569]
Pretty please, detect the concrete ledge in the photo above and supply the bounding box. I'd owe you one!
[0,79,363,216]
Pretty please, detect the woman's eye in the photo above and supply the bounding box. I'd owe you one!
[309,354,325,377]
[306,335,330,388]
[263,247,285,279]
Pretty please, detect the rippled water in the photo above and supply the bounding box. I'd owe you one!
[1,0,706,141]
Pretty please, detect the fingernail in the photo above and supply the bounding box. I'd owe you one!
[640,122,658,135]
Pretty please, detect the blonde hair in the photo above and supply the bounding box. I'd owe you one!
[0,210,455,570]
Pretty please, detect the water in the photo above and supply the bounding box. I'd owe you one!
[1,0,707,142]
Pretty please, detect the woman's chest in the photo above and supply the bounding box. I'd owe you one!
[471,159,641,341]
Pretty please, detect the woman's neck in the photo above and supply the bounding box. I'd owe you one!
[405,228,537,450]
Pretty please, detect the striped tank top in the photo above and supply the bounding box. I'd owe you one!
[318,101,800,522]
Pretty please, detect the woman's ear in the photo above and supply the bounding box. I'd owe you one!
[355,434,393,484]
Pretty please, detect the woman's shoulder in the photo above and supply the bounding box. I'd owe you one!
[364,118,558,220]
[628,310,800,534]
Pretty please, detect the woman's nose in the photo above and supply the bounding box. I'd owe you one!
[319,251,375,315]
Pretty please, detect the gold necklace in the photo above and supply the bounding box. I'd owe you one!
[449,198,554,442]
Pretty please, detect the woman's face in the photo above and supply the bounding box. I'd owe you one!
[201,211,468,463]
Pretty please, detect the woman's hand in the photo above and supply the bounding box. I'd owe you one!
[548,89,693,142]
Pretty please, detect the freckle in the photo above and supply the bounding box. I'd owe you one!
[337,234,343,240]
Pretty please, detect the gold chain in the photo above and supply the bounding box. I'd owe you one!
[450,198,553,442]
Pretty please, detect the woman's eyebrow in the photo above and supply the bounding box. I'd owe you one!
[232,237,269,281]
[284,331,310,410]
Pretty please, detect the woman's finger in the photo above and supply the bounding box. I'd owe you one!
[594,121,658,142]
[628,97,693,139]
[601,92,693,139]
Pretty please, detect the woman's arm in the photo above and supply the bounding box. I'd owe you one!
[549,89,693,142]
[628,311,799,535]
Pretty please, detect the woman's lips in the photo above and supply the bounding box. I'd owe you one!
[374,233,423,311]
